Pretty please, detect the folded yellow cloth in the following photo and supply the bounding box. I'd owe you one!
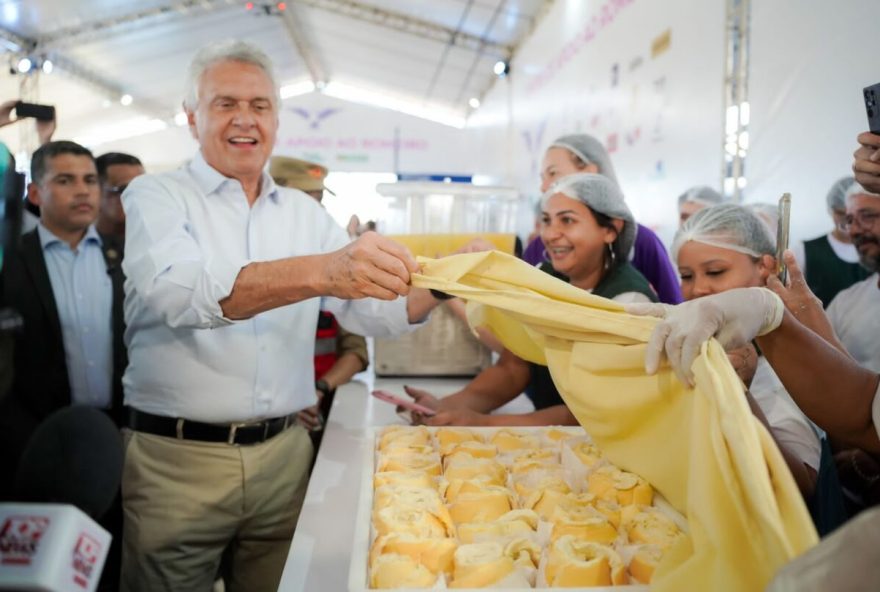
[412,251,817,592]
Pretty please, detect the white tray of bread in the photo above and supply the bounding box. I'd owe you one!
[348,426,688,590]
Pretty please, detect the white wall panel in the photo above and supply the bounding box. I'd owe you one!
[747,0,880,244]
[468,0,726,241]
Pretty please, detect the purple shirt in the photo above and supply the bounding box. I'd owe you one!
[521,223,683,304]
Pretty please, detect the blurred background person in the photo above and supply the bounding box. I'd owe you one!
[677,185,724,226]
[792,177,870,307]
[95,152,145,243]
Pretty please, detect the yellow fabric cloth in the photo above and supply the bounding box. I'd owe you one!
[412,251,818,592]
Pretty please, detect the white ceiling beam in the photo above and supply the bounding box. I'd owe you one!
[36,0,236,48]
[298,0,514,57]
[277,3,328,85]
[0,27,173,121]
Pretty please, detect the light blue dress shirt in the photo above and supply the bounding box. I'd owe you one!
[37,223,113,408]
[121,151,418,423]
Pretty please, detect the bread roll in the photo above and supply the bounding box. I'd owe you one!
[369,533,457,577]
[549,505,619,543]
[621,506,683,549]
[544,536,627,587]
[370,552,437,589]
[629,544,664,584]
[457,510,540,544]
[587,466,653,506]
[448,486,514,524]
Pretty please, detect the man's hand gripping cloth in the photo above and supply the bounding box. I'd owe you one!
[413,251,817,592]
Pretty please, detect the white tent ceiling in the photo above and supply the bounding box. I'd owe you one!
[0,0,552,147]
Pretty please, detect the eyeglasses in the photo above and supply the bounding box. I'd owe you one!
[104,183,128,197]
[843,210,880,231]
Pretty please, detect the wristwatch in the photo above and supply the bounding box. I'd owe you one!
[315,378,335,398]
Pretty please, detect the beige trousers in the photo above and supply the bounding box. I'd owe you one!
[119,425,313,592]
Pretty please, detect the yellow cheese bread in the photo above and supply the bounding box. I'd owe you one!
[370,552,437,589]
[457,509,540,544]
[587,466,653,506]
[549,505,619,544]
[544,536,627,587]
[369,533,457,578]
[629,544,664,584]
[448,486,514,524]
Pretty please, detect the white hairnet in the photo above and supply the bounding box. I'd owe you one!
[826,176,855,210]
[677,185,723,209]
[672,203,775,263]
[549,134,619,185]
[542,172,635,262]
[745,202,779,239]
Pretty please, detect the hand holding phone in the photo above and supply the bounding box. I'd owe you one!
[371,389,436,417]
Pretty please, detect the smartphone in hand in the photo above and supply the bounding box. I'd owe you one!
[371,389,436,417]
[865,83,880,135]
[14,102,55,122]
[775,193,791,284]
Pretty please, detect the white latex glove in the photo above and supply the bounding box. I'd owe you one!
[625,287,784,387]
[766,505,880,592]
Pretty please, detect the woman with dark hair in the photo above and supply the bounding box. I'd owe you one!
[405,173,658,426]
[521,133,683,304]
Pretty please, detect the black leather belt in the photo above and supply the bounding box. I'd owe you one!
[127,408,297,445]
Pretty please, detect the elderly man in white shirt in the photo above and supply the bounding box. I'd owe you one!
[119,40,443,591]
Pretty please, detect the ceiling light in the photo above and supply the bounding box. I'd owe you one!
[493,60,509,77]
[468,97,480,109]
[41,59,53,74]
[16,57,32,74]
[120,94,133,106]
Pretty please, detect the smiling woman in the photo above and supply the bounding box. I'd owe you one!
[403,173,658,428]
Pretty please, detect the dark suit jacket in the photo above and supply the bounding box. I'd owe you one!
[0,228,126,497]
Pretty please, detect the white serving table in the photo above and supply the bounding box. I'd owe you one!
[277,374,533,591]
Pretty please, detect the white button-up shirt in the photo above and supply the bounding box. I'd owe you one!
[38,223,113,408]
[122,151,415,423]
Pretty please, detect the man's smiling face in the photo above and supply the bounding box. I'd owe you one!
[187,59,278,186]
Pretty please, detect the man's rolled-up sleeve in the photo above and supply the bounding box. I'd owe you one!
[122,175,250,329]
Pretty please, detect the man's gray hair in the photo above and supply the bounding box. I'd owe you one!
[183,40,280,109]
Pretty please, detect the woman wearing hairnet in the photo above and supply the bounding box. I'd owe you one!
[671,204,821,498]
[521,133,684,304]
[791,177,872,307]
[677,185,724,226]
[405,173,658,426]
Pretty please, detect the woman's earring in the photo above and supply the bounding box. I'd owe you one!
[605,242,616,269]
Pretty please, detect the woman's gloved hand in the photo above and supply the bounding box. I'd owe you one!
[625,287,784,386]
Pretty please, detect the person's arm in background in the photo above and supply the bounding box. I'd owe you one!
[766,250,849,355]
[854,132,880,193]
[756,310,880,453]
[627,288,880,453]
[322,325,369,390]
[404,348,532,416]
[0,99,55,145]
[443,298,505,354]
[425,403,578,427]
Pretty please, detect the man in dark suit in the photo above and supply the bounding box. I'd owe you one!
[0,140,126,500]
